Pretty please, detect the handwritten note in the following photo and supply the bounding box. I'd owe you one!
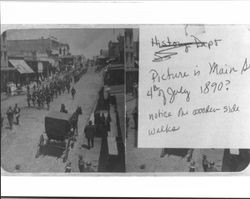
[138,25,250,148]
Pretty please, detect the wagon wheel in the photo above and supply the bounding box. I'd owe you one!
[63,138,71,163]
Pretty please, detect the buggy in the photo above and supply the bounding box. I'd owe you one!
[36,111,76,162]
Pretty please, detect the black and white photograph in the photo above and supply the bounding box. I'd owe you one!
[1,28,125,173]
[1,26,250,174]
[125,26,250,173]
[1,1,250,199]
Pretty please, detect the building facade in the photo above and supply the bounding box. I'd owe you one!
[108,34,124,64]
[108,41,120,59]
[7,37,70,57]
[133,41,139,67]
[1,31,15,92]
[1,32,8,68]
[7,37,71,77]
[124,29,134,68]
[125,29,139,93]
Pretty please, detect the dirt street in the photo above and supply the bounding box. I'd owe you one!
[1,67,104,173]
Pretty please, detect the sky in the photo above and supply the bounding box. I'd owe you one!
[6,28,138,59]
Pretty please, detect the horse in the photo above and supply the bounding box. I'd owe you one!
[71,106,82,135]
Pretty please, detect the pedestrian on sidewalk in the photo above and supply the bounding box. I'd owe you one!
[13,104,21,125]
[84,120,95,149]
[202,155,209,172]
[71,87,76,100]
[186,149,194,162]
[32,92,36,107]
[78,155,85,172]
[6,106,14,130]
[27,92,31,107]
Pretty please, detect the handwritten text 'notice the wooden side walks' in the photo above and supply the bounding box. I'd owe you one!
[138,25,250,148]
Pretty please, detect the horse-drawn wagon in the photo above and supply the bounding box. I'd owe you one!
[36,108,82,162]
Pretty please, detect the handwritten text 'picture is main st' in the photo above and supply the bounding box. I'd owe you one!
[138,25,250,148]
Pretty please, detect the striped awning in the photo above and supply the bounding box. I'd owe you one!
[9,59,34,74]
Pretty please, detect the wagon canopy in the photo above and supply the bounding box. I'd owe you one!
[45,111,73,140]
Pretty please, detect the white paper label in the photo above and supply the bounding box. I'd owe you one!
[138,25,250,148]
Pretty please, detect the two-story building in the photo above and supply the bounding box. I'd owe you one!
[1,31,8,91]
[7,37,72,76]
[125,29,139,93]
[1,31,14,92]
[108,34,124,64]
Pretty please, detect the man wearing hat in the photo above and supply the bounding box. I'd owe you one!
[6,106,14,129]
[84,120,95,149]
[13,104,21,125]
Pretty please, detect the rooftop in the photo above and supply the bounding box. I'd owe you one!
[7,38,69,54]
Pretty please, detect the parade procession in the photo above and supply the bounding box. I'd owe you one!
[1,28,126,173]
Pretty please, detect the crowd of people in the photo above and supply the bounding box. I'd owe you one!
[64,113,111,173]
[1,73,78,131]
[1,64,115,173]
[65,156,95,173]
[4,104,21,130]
[26,76,76,110]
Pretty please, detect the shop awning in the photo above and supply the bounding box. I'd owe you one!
[9,59,34,74]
